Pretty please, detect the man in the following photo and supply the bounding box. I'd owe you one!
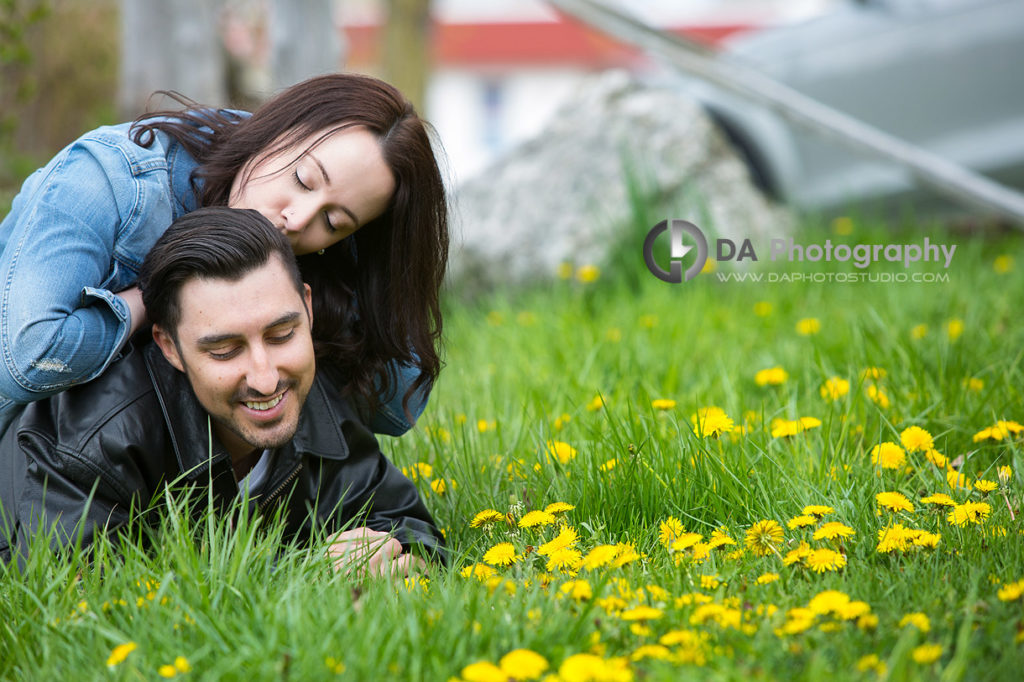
[0,207,444,571]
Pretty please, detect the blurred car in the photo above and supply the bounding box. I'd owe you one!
[681,0,1024,214]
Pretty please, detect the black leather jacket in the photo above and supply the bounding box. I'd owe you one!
[0,341,445,564]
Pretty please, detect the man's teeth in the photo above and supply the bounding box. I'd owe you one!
[245,394,285,411]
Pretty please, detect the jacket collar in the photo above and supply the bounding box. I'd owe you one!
[142,343,351,480]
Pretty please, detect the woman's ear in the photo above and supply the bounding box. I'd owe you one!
[152,324,185,372]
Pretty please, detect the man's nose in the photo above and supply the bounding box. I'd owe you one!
[246,345,280,396]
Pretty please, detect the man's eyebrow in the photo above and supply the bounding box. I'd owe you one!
[196,312,303,347]
[311,153,360,228]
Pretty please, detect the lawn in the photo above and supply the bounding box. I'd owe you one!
[1,216,1022,681]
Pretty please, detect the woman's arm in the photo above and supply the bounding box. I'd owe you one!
[0,132,167,402]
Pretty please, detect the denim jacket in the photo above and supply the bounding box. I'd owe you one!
[0,120,425,436]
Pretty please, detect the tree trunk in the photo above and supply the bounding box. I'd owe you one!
[382,0,432,113]
[267,0,343,93]
[118,0,227,118]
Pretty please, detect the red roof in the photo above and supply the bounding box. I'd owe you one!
[343,18,753,69]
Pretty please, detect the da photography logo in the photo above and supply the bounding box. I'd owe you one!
[643,219,708,283]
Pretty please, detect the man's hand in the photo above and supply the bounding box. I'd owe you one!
[326,527,426,578]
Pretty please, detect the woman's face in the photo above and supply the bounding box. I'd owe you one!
[228,126,395,255]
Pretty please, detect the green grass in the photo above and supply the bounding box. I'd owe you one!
[2,217,1023,681]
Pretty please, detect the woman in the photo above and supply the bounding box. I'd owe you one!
[0,73,447,437]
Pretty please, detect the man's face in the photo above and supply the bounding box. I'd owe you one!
[152,255,316,461]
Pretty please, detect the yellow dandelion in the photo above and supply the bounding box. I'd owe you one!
[836,601,872,620]
[946,319,963,341]
[538,526,579,556]
[581,546,621,573]
[808,590,850,615]
[784,541,812,566]
[499,649,549,680]
[876,491,914,513]
[973,419,1024,442]
[920,493,955,507]
[877,524,913,554]
[912,644,943,665]
[546,547,583,572]
[805,548,846,573]
[947,501,991,526]
[993,254,1013,273]
[802,505,835,518]
[900,426,934,453]
[911,323,928,339]
[899,612,931,632]
[560,579,593,602]
[576,264,600,283]
[795,317,820,336]
[545,440,577,464]
[871,442,907,470]
[324,656,345,674]
[832,216,854,235]
[557,262,574,279]
[925,449,947,468]
[477,419,496,433]
[599,458,617,472]
[857,654,885,674]
[630,645,672,662]
[912,532,941,549]
[820,377,850,401]
[813,522,855,541]
[462,661,508,682]
[671,532,703,552]
[787,514,817,530]
[756,572,780,585]
[483,542,518,566]
[158,665,178,678]
[690,406,735,437]
[753,300,773,317]
[708,527,737,548]
[461,563,497,581]
[997,579,1024,602]
[621,606,664,622]
[658,517,686,548]
[470,509,505,528]
[755,366,789,386]
[558,654,631,682]
[770,417,822,438]
[106,642,138,667]
[651,398,676,410]
[866,384,890,409]
[946,468,973,491]
[430,478,455,495]
[744,520,784,556]
[586,395,605,412]
[974,479,997,493]
[964,377,984,392]
[519,510,557,529]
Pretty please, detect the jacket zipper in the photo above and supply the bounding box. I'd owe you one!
[258,462,303,511]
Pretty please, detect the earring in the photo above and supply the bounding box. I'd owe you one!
[317,249,325,255]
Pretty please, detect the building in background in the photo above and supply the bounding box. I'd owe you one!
[340,0,834,185]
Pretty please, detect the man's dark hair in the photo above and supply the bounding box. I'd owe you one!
[138,207,304,337]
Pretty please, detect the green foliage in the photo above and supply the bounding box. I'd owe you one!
[0,0,118,190]
[2,216,1023,680]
